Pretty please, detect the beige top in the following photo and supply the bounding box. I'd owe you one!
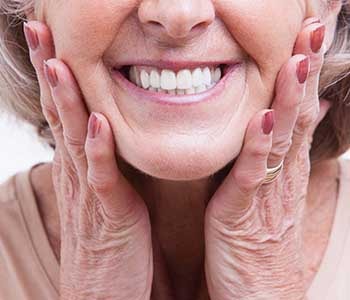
[0,158,349,300]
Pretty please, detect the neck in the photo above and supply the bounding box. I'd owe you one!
[116,155,224,221]
[115,157,228,298]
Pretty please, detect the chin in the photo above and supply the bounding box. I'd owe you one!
[117,137,242,181]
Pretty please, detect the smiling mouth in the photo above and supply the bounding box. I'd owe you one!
[114,64,231,96]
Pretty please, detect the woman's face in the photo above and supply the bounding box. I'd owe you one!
[40,0,326,180]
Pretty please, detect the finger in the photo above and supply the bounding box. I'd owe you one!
[206,110,274,226]
[23,21,71,167]
[302,17,321,28]
[292,20,326,151]
[23,21,79,221]
[52,150,75,229]
[267,55,309,167]
[23,21,63,147]
[43,59,89,178]
[85,113,146,225]
[308,98,332,145]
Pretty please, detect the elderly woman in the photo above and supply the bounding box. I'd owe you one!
[0,0,350,299]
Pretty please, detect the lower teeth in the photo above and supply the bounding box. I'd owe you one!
[146,83,217,95]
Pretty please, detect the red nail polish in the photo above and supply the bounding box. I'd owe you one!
[88,113,102,139]
[304,17,320,27]
[262,110,275,135]
[23,22,39,51]
[310,25,325,53]
[43,61,58,88]
[309,18,321,25]
[297,56,310,84]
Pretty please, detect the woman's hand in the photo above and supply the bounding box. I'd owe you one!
[23,21,153,300]
[203,18,328,300]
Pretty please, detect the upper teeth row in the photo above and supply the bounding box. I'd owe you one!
[129,66,222,91]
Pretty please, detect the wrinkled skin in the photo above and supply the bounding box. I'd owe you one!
[25,0,342,299]
[30,0,339,180]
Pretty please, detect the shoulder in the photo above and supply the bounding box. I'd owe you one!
[0,172,27,235]
[0,174,17,205]
[0,170,60,300]
[0,169,33,242]
[339,157,350,181]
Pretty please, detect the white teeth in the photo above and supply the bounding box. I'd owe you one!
[127,65,224,94]
[213,68,222,83]
[150,69,161,88]
[129,66,142,87]
[129,66,137,84]
[195,85,207,93]
[192,68,204,87]
[140,70,150,89]
[177,89,185,95]
[161,69,177,90]
[210,69,215,81]
[208,82,216,89]
[185,87,196,95]
[203,67,211,85]
[177,69,192,89]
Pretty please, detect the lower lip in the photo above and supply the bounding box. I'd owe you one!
[111,64,242,106]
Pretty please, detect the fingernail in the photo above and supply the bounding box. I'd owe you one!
[310,25,326,53]
[304,17,320,27]
[309,18,321,25]
[43,61,58,88]
[23,22,39,51]
[297,56,310,84]
[262,110,275,135]
[88,113,102,139]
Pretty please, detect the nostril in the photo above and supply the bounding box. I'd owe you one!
[148,20,163,28]
[141,16,211,40]
[192,21,210,32]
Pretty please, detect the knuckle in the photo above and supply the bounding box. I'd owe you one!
[248,143,270,160]
[49,118,63,135]
[277,93,300,111]
[271,137,292,157]
[86,143,108,164]
[64,133,86,160]
[42,104,60,127]
[54,94,77,113]
[61,165,79,200]
[296,110,318,130]
[52,153,61,170]
[284,98,299,111]
[87,172,115,196]
[232,170,264,194]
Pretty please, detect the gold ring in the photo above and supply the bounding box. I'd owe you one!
[262,160,284,184]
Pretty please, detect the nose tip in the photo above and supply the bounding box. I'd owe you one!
[138,0,215,40]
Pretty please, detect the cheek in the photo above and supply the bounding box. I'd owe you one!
[47,0,137,68]
[215,0,305,79]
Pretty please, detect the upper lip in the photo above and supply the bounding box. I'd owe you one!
[112,59,238,72]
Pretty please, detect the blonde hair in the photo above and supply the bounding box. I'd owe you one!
[0,0,350,165]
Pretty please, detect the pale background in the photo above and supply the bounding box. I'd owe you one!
[0,112,54,184]
[1,111,349,184]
